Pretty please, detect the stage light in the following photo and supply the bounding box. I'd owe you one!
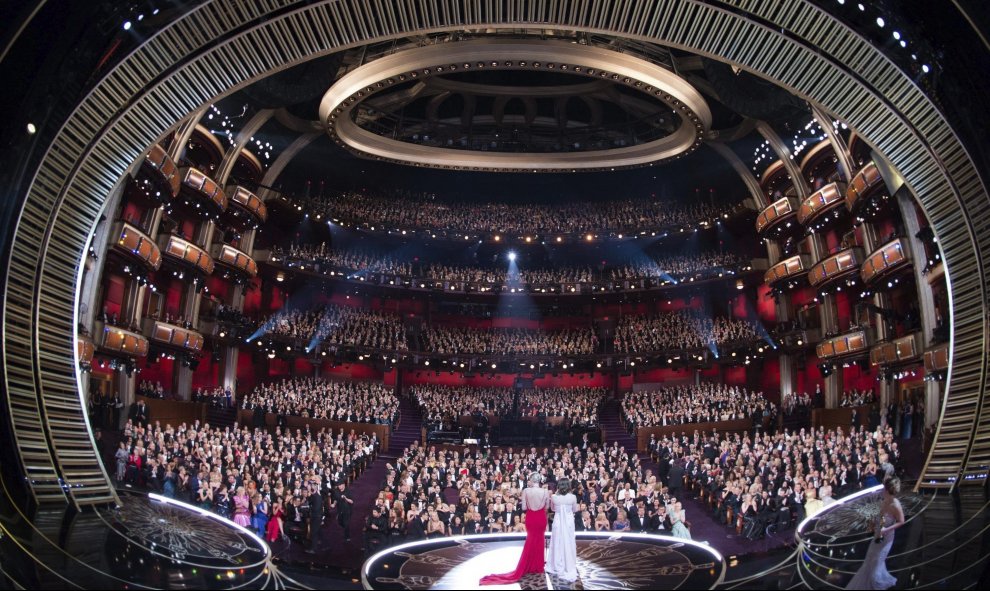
[507,251,517,262]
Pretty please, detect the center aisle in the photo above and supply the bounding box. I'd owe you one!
[276,396,424,572]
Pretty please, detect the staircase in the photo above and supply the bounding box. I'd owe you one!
[206,406,237,430]
[386,396,423,458]
[600,395,638,452]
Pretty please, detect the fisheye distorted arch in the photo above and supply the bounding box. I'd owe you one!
[3,0,986,515]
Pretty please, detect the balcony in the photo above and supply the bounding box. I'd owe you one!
[759,160,791,194]
[179,168,227,216]
[845,161,885,214]
[870,332,922,366]
[213,244,258,279]
[808,247,864,289]
[98,324,150,358]
[226,186,268,227]
[797,182,847,229]
[924,343,949,372]
[755,197,799,236]
[860,238,911,286]
[764,254,812,288]
[131,143,181,204]
[109,221,162,272]
[817,329,870,361]
[146,320,205,353]
[77,335,94,369]
[159,235,214,275]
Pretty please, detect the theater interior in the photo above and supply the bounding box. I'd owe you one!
[0,1,989,589]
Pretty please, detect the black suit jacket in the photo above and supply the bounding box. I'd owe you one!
[308,491,324,521]
[668,464,685,489]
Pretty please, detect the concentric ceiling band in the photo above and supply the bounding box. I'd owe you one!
[319,38,712,172]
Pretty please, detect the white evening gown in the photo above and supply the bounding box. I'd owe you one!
[547,493,578,582]
[845,515,897,590]
[670,508,692,540]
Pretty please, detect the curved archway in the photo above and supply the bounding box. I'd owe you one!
[2,1,985,516]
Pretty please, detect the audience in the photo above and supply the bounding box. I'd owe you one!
[242,377,399,425]
[258,305,407,351]
[302,191,737,236]
[649,424,902,539]
[420,326,596,356]
[622,384,774,429]
[269,243,751,294]
[117,418,379,543]
[372,441,691,543]
[615,311,761,353]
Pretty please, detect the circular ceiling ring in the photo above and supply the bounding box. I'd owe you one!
[318,38,712,172]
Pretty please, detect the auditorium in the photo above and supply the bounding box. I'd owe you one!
[0,1,987,589]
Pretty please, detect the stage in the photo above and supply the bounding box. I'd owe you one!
[360,532,726,590]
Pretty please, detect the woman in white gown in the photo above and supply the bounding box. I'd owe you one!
[547,478,578,582]
[845,478,905,590]
[669,500,691,540]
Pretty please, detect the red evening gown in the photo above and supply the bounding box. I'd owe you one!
[479,508,548,585]
[266,507,284,542]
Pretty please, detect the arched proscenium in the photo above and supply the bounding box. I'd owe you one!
[3,0,987,513]
[319,38,712,172]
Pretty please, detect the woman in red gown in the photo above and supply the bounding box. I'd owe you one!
[480,473,549,585]
[266,498,284,543]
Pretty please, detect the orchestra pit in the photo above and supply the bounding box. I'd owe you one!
[0,1,988,589]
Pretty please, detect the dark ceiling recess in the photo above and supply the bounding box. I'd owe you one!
[701,58,809,123]
[239,53,344,110]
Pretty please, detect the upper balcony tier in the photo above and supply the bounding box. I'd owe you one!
[145,320,204,353]
[178,168,227,216]
[817,329,870,361]
[808,247,864,290]
[126,143,180,205]
[262,248,762,297]
[860,238,911,286]
[213,244,258,279]
[845,161,886,215]
[764,254,812,289]
[226,186,267,227]
[755,197,799,238]
[797,182,846,230]
[159,234,214,276]
[109,221,162,272]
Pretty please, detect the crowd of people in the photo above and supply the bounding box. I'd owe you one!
[268,243,751,293]
[419,326,597,356]
[192,386,234,408]
[303,192,736,236]
[272,243,413,276]
[621,384,775,429]
[241,377,399,425]
[517,387,605,427]
[609,252,750,281]
[364,440,693,548]
[110,418,379,546]
[411,384,513,422]
[614,311,762,353]
[259,305,407,352]
[648,423,902,539]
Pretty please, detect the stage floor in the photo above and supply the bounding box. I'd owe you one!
[361,532,726,590]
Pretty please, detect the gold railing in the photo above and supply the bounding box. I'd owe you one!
[808,247,863,287]
[160,234,214,275]
[870,332,922,366]
[110,221,162,271]
[861,238,911,285]
[816,330,870,360]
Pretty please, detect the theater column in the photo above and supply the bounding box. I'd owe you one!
[895,188,942,427]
